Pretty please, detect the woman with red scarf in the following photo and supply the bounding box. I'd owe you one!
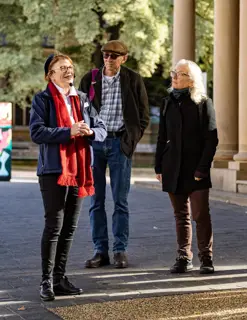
[29,53,106,301]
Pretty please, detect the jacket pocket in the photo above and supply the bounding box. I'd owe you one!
[120,132,134,158]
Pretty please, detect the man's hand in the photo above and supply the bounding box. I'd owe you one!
[156,174,162,182]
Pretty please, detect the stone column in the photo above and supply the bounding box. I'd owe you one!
[172,0,195,66]
[214,0,239,160]
[234,0,247,162]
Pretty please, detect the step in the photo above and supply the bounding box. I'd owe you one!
[212,161,229,169]
[229,161,247,171]
[237,180,247,194]
[237,171,247,181]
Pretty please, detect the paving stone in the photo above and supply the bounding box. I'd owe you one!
[1,181,247,318]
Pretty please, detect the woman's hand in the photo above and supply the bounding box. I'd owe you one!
[156,174,162,182]
[71,121,94,137]
[194,176,202,181]
[194,170,207,181]
[79,122,93,136]
[71,121,85,137]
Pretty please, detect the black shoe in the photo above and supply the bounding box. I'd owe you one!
[200,257,214,274]
[170,257,193,273]
[113,252,128,268]
[85,253,110,268]
[40,279,55,301]
[53,276,83,296]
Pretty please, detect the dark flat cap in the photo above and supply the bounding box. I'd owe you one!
[44,54,55,75]
[101,40,128,55]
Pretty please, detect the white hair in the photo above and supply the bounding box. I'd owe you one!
[172,59,207,104]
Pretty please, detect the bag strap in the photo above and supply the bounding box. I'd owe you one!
[89,68,99,102]
[162,97,169,117]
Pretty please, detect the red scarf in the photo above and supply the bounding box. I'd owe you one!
[48,82,94,198]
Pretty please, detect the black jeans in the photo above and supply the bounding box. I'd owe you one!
[39,175,83,281]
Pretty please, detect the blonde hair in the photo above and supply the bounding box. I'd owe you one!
[45,53,73,82]
[172,59,207,104]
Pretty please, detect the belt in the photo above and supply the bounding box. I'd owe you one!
[107,131,124,138]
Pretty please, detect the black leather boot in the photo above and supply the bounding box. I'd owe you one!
[200,257,214,274]
[40,279,55,301]
[170,257,193,273]
[53,276,83,296]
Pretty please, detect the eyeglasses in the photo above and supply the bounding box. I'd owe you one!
[51,65,74,73]
[103,53,122,60]
[170,70,190,78]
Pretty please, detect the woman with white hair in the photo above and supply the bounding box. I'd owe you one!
[155,59,218,274]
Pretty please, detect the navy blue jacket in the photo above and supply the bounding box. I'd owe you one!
[29,86,107,176]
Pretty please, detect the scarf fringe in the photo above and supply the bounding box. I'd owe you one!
[58,175,78,186]
[58,175,95,198]
[78,186,95,198]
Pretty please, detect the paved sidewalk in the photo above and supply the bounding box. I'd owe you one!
[1,178,247,319]
[11,168,157,185]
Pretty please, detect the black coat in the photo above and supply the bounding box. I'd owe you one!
[79,66,149,158]
[155,93,218,194]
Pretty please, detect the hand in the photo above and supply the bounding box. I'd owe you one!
[156,174,162,182]
[71,121,85,137]
[194,176,202,181]
[79,122,93,136]
[194,170,207,181]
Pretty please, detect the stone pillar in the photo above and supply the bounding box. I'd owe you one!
[214,0,239,160]
[234,0,247,162]
[172,0,195,66]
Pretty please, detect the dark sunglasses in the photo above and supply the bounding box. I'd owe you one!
[103,52,122,60]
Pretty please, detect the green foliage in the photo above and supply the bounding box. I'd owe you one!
[0,0,214,108]
[0,0,171,107]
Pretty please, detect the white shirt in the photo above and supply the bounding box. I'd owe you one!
[53,82,78,124]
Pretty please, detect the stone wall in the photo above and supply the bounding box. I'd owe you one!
[12,124,159,167]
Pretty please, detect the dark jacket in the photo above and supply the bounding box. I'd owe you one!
[79,66,149,158]
[155,93,218,194]
[29,86,107,176]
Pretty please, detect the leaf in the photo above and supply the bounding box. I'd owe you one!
[18,306,26,311]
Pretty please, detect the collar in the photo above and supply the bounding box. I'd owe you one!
[52,82,78,96]
[171,87,190,100]
[102,67,121,80]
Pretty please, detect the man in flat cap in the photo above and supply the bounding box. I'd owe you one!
[79,40,149,268]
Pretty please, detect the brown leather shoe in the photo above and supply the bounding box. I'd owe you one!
[85,253,110,268]
[113,252,128,268]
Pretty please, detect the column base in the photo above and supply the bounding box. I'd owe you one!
[214,150,237,161]
[233,152,247,162]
